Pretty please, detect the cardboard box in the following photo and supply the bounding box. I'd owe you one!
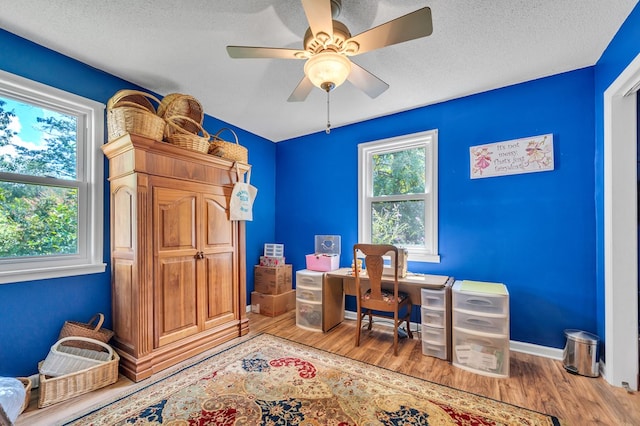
[305,254,340,272]
[251,290,296,317]
[259,255,286,267]
[254,264,292,294]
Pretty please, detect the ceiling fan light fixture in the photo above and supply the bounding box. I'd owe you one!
[304,51,351,91]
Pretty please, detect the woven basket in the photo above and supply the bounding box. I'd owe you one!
[58,313,114,351]
[158,93,204,135]
[209,128,248,163]
[40,337,113,377]
[107,89,156,113]
[17,377,32,414]
[37,340,119,408]
[107,89,166,141]
[165,115,210,153]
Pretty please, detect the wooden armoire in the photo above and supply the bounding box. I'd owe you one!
[102,134,249,382]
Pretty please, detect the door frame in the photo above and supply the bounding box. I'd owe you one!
[603,52,640,390]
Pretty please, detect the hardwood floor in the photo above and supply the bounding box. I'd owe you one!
[17,312,640,425]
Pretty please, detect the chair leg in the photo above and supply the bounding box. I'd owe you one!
[406,304,414,339]
[393,317,399,356]
[355,309,362,347]
[367,310,373,330]
[405,318,414,339]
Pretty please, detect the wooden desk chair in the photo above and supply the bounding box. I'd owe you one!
[353,244,413,356]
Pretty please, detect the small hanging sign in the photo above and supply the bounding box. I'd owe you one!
[470,134,554,179]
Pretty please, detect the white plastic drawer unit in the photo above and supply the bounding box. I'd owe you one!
[296,299,323,331]
[454,310,508,335]
[420,306,446,328]
[422,339,447,360]
[421,324,446,345]
[452,280,510,378]
[297,286,322,302]
[452,327,509,377]
[453,289,508,315]
[296,270,324,289]
[420,288,446,310]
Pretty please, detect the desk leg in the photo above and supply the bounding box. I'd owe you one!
[323,275,345,332]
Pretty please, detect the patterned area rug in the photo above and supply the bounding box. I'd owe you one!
[64,334,562,425]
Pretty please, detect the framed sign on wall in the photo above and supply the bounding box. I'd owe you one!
[470,134,554,179]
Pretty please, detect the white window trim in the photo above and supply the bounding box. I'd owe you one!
[358,130,440,263]
[0,69,106,284]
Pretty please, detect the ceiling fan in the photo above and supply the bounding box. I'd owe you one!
[226,0,433,102]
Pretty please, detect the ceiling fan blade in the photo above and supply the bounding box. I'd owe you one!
[301,0,334,38]
[347,62,389,99]
[227,46,307,59]
[287,76,315,102]
[348,7,433,56]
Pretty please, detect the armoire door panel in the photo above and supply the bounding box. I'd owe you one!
[155,188,197,252]
[156,257,198,347]
[203,193,233,248]
[113,259,134,347]
[113,186,134,252]
[203,252,236,327]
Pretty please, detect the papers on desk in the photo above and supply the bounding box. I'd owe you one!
[338,268,449,287]
[403,272,450,286]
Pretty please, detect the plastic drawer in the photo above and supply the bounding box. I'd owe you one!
[421,306,446,328]
[296,270,324,289]
[454,310,508,335]
[296,285,323,302]
[421,324,446,345]
[422,340,447,360]
[452,327,509,377]
[296,299,323,331]
[421,288,446,310]
[453,291,508,315]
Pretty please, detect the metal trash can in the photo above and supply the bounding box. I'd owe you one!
[563,329,600,377]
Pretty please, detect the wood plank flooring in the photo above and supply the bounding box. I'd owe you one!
[17,312,640,425]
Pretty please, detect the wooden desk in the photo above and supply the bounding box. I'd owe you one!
[325,268,454,361]
[325,267,453,304]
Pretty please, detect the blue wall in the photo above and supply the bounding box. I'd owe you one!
[0,29,276,376]
[277,68,597,350]
[593,3,640,344]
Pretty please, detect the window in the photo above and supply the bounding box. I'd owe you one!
[358,130,439,263]
[0,70,105,284]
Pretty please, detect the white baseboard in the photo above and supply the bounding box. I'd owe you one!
[509,340,564,360]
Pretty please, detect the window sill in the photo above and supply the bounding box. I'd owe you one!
[410,253,441,263]
[0,263,107,284]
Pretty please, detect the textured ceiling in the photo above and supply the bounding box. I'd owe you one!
[0,0,637,142]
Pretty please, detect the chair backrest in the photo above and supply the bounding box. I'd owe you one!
[353,244,398,309]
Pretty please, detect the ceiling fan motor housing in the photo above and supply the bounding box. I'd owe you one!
[303,21,358,55]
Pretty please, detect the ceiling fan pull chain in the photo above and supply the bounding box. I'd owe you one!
[326,89,331,134]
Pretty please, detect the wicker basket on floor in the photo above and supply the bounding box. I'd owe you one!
[209,128,247,163]
[158,93,204,136]
[40,337,113,377]
[165,115,210,153]
[58,313,114,351]
[38,338,119,408]
[107,89,166,141]
[17,377,32,414]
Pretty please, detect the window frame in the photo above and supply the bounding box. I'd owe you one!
[358,129,440,263]
[0,69,105,284]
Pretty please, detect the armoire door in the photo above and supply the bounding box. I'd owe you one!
[200,188,238,329]
[153,185,200,347]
